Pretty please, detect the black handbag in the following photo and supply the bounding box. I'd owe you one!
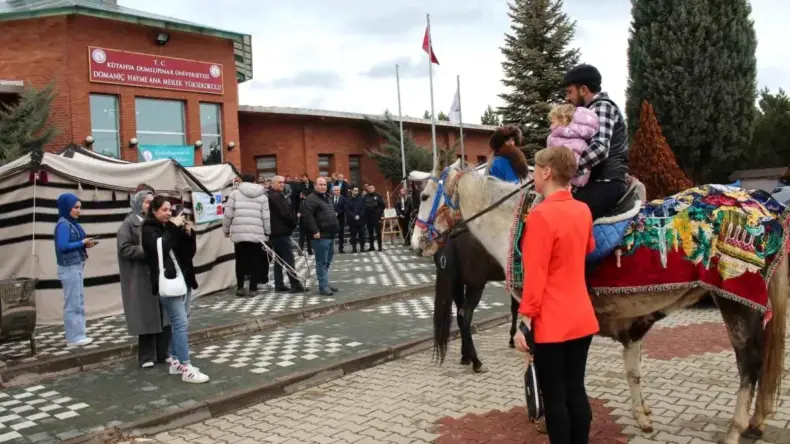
[520,322,544,421]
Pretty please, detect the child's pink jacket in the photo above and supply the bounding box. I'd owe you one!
[546,107,599,187]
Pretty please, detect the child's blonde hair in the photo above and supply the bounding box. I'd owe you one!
[534,145,578,185]
[548,104,576,127]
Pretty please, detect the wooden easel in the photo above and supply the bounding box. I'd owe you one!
[381,191,402,244]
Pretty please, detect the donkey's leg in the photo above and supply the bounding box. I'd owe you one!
[454,287,471,366]
[714,296,763,444]
[509,295,519,348]
[622,340,653,432]
[463,286,485,373]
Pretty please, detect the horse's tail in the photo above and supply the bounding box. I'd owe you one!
[433,242,460,365]
[756,252,788,416]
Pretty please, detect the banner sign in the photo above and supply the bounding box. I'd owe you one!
[192,191,224,225]
[88,46,224,95]
[138,145,195,167]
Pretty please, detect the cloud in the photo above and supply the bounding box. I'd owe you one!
[267,70,343,89]
[343,5,483,37]
[360,56,429,79]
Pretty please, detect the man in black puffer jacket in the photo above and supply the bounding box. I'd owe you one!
[300,178,339,296]
[267,175,305,293]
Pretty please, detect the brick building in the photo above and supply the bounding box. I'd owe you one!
[0,0,496,192]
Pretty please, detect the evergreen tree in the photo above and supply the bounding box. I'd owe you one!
[481,105,501,125]
[626,0,757,183]
[498,0,579,153]
[437,111,450,121]
[0,83,58,164]
[422,110,431,119]
[629,101,693,200]
[743,88,790,169]
[365,115,455,180]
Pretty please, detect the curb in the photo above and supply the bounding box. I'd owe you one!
[0,284,433,386]
[64,312,512,444]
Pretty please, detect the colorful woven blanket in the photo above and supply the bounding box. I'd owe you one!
[506,185,790,313]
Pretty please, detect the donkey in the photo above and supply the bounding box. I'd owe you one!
[409,156,788,444]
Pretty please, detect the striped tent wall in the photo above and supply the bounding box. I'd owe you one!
[0,158,236,326]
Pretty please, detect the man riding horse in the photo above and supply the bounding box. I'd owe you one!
[561,64,630,220]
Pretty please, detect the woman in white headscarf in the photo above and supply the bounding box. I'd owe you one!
[117,188,171,368]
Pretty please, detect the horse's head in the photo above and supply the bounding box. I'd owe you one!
[410,152,464,256]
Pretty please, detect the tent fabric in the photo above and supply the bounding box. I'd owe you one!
[0,152,238,326]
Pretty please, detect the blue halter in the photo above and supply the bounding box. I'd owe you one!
[415,167,459,242]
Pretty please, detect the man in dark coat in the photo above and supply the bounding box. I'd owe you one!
[363,185,385,252]
[394,187,412,247]
[267,175,305,293]
[330,185,348,253]
[300,178,339,296]
[345,186,366,253]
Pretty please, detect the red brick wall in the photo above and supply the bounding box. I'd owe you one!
[239,112,493,193]
[0,15,240,168]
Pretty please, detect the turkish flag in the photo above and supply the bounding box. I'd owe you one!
[422,26,439,65]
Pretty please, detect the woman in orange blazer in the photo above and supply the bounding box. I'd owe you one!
[513,145,599,444]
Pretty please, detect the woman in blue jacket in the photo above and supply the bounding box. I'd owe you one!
[54,193,97,346]
[488,125,530,183]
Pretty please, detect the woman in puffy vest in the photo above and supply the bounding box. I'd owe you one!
[54,193,97,346]
[487,125,531,183]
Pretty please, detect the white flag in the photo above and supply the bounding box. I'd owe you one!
[449,87,462,124]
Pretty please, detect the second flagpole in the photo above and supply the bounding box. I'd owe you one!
[457,74,464,167]
[426,13,438,166]
[396,64,406,183]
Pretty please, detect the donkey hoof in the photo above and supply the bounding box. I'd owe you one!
[640,424,654,433]
[642,403,652,416]
[508,339,515,349]
[742,425,763,439]
[460,357,471,366]
[472,362,487,373]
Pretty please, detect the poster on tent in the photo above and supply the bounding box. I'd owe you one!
[138,145,195,167]
[192,191,224,224]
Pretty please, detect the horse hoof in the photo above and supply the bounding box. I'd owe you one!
[640,425,653,433]
[460,358,471,366]
[508,340,515,349]
[742,425,763,439]
[642,403,652,416]
[473,363,487,373]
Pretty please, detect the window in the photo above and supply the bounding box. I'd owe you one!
[348,155,362,188]
[477,155,488,166]
[318,154,333,179]
[200,103,223,165]
[135,98,186,146]
[89,94,120,158]
[256,156,277,181]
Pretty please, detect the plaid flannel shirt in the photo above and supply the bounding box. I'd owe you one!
[577,93,623,172]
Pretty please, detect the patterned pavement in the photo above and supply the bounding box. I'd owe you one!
[154,308,790,444]
[0,288,512,443]
[0,245,433,367]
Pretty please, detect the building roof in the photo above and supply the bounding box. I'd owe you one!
[0,0,253,82]
[238,105,499,132]
[730,167,790,180]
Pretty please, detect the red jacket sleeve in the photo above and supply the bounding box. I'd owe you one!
[519,211,553,318]
[587,212,596,254]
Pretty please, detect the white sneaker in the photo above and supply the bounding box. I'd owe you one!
[181,364,209,383]
[141,361,155,369]
[167,359,199,375]
[67,337,94,347]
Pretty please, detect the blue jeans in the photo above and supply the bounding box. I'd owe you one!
[58,263,87,343]
[310,238,334,292]
[159,295,190,363]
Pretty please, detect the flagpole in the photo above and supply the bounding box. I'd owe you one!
[457,74,464,167]
[396,64,406,183]
[427,13,438,166]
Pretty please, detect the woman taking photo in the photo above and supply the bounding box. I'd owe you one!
[117,189,171,369]
[513,145,599,444]
[141,196,209,384]
[54,193,96,346]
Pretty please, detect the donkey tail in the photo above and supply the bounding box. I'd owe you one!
[433,243,460,365]
[756,253,788,416]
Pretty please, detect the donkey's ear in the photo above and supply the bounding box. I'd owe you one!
[437,149,448,170]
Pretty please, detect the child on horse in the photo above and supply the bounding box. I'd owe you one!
[547,103,599,188]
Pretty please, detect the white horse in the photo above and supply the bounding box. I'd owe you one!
[409,153,788,444]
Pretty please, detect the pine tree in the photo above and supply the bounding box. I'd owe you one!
[0,83,58,164]
[437,111,450,121]
[422,110,431,119]
[498,0,579,153]
[365,115,455,180]
[744,88,790,169]
[629,101,693,200]
[626,0,757,183]
[481,105,501,126]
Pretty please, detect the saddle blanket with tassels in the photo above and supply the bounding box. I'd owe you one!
[506,185,790,313]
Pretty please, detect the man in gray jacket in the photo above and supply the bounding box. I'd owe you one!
[223,174,271,297]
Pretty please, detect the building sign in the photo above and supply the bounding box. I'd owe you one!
[138,145,195,167]
[88,47,223,95]
[192,191,224,225]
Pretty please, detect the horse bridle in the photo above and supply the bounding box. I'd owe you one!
[414,167,464,244]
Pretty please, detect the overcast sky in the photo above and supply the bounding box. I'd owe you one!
[125,0,788,124]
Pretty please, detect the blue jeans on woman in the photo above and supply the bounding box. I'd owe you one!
[159,295,190,363]
[58,263,87,343]
[311,238,334,292]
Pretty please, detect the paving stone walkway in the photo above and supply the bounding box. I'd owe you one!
[0,245,438,368]
[155,308,790,444]
[0,288,511,443]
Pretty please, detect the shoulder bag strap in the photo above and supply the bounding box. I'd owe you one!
[157,236,185,278]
